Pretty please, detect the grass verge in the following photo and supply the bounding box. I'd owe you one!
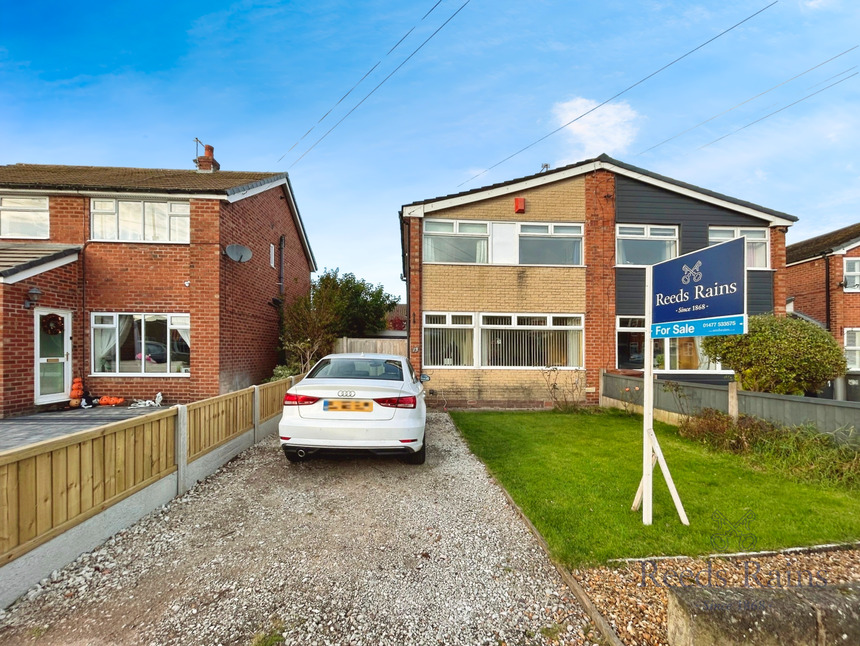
[450,408,860,567]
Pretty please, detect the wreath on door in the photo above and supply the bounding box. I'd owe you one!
[42,314,64,336]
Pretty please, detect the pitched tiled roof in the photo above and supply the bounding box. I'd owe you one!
[0,243,80,280]
[0,164,286,195]
[403,154,798,223]
[786,222,860,264]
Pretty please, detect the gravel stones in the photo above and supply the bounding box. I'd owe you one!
[0,413,594,646]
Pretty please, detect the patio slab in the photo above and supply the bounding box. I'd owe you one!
[0,405,168,453]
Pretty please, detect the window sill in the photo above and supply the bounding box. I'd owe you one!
[89,372,191,378]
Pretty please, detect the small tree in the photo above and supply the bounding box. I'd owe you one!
[281,269,398,373]
[701,314,847,395]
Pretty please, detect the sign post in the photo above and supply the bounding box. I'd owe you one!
[634,237,747,525]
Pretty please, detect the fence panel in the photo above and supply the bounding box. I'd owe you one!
[186,388,255,462]
[334,337,407,356]
[258,375,306,423]
[0,408,177,566]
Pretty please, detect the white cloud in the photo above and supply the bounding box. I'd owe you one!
[551,97,640,162]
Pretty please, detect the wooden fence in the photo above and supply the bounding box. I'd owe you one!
[0,408,177,566]
[334,337,407,356]
[0,376,299,569]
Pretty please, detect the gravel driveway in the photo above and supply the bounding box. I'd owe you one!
[0,413,595,646]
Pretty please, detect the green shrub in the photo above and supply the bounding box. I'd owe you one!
[701,315,847,395]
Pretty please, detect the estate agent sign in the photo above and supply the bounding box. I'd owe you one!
[634,237,747,526]
[652,237,747,338]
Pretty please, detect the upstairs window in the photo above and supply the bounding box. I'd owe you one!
[518,223,583,265]
[709,227,769,268]
[0,195,49,238]
[423,220,488,264]
[91,199,190,242]
[844,259,860,291]
[846,330,860,371]
[616,225,677,266]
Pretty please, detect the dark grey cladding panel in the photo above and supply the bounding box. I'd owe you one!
[617,269,774,318]
[616,267,645,316]
[747,271,774,315]
[615,175,767,255]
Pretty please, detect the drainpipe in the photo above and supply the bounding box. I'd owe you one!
[822,250,832,331]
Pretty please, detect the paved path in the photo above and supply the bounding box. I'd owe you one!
[0,406,166,452]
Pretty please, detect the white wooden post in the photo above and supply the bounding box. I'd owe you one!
[643,266,654,525]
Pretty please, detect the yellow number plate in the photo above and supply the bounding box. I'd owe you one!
[323,400,373,412]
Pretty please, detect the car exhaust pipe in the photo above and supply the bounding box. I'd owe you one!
[296,449,306,458]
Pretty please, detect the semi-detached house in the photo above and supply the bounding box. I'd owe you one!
[0,146,316,418]
[400,154,796,407]
[785,222,860,401]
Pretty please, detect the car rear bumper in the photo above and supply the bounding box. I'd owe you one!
[278,416,425,453]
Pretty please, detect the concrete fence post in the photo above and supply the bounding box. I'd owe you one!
[728,381,739,422]
[253,385,261,443]
[598,369,605,407]
[175,404,189,495]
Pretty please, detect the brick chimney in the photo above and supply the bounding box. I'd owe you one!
[195,144,220,172]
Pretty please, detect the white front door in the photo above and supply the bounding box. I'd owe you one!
[34,308,73,404]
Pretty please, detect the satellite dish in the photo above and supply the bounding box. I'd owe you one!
[224,244,252,263]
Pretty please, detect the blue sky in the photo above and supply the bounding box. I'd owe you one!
[1,0,858,300]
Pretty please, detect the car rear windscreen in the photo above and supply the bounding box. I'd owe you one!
[308,359,404,381]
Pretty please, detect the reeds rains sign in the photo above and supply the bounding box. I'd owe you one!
[652,237,746,338]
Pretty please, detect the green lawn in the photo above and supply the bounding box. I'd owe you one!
[450,409,860,567]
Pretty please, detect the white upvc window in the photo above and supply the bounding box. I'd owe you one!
[423,312,475,367]
[844,259,860,292]
[423,220,489,264]
[92,313,191,376]
[0,195,49,238]
[846,329,860,371]
[616,225,678,266]
[91,199,191,243]
[615,317,725,372]
[480,313,583,368]
[518,223,583,265]
[708,227,769,268]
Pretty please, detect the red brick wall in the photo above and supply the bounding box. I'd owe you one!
[785,246,860,350]
[770,227,787,316]
[407,217,422,375]
[1,263,82,417]
[584,170,616,403]
[218,185,312,392]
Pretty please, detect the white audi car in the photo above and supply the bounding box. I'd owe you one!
[278,353,428,464]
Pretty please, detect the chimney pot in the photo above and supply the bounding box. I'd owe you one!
[204,144,214,158]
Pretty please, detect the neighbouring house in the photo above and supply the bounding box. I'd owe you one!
[0,145,316,418]
[785,222,860,401]
[399,154,796,407]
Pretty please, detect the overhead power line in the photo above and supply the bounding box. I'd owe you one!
[277,0,447,163]
[289,0,472,169]
[638,45,858,155]
[457,1,779,188]
[699,72,858,149]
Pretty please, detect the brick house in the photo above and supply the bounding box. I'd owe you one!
[399,154,796,407]
[0,146,316,418]
[785,222,860,401]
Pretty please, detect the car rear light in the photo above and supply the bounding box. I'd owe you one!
[373,395,417,409]
[284,392,320,406]
[280,437,291,441]
[399,439,417,443]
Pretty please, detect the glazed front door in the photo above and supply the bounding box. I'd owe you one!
[34,308,72,404]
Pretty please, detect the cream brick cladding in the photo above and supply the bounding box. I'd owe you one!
[429,176,586,222]
[424,367,586,408]
[423,265,586,312]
